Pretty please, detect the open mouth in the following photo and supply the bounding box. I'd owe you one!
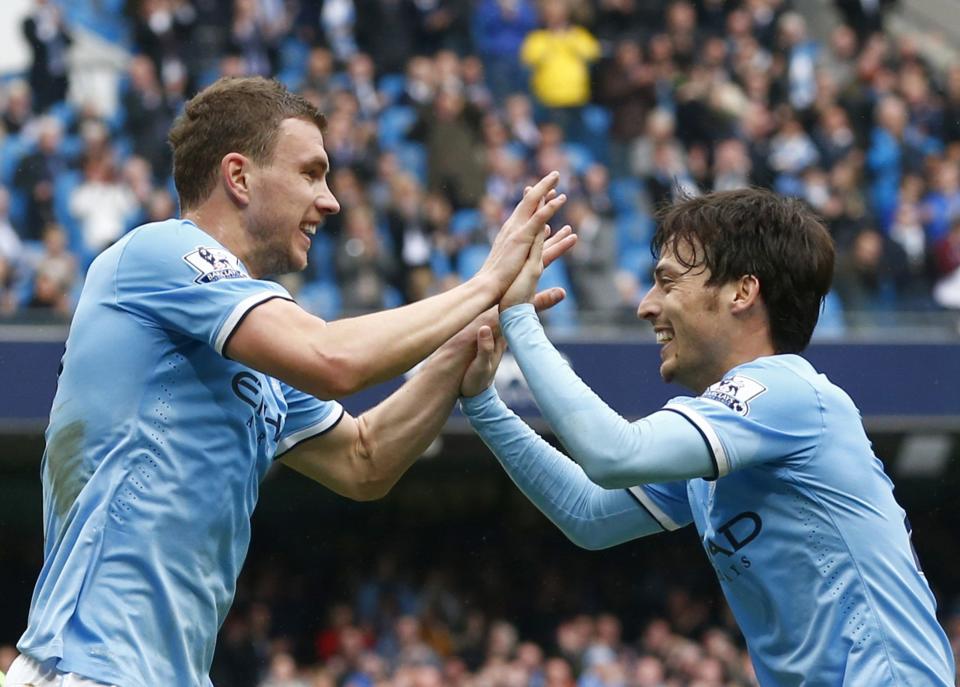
[300,223,318,238]
[655,330,674,344]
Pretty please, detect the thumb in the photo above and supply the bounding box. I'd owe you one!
[477,325,496,357]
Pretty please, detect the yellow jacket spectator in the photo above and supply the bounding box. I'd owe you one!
[521,0,600,109]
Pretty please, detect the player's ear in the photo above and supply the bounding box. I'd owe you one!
[730,274,761,314]
[222,153,252,206]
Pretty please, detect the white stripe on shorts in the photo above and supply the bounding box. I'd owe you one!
[5,654,118,687]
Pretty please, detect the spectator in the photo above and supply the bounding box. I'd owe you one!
[22,0,73,113]
[472,0,538,102]
[520,0,599,143]
[595,38,657,178]
[1,80,35,135]
[122,55,175,179]
[409,84,486,209]
[562,198,625,323]
[13,116,67,241]
[129,0,197,90]
[24,223,75,317]
[334,204,399,315]
[933,218,960,311]
[69,150,138,257]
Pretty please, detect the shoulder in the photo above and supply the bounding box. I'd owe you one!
[116,219,250,285]
[703,355,822,420]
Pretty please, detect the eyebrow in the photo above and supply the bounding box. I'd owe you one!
[303,157,329,174]
[654,264,678,282]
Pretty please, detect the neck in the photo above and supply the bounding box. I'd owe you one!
[182,197,261,277]
[694,327,777,394]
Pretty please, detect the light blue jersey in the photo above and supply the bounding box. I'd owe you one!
[19,219,343,687]
[463,305,955,686]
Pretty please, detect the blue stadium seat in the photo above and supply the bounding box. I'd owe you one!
[430,248,452,280]
[457,244,489,280]
[394,142,426,184]
[617,245,654,282]
[450,209,480,236]
[52,169,83,251]
[609,177,643,214]
[538,260,578,332]
[812,290,846,340]
[582,105,610,137]
[377,74,407,106]
[298,280,342,320]
[561,142,594,175]
[615,209,653,252]
[60,0,128,47]
[378,106,417,150]
[307,232,336,281]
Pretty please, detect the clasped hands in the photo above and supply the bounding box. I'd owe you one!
[458,175,577,397]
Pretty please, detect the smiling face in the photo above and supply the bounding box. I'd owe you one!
[244,117,340,276]
[637,241,737,394]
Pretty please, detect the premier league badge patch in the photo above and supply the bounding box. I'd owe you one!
[183,246,248,283]
[702,375,767,416]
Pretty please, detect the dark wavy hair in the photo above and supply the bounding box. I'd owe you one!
[652,188,835,354]
[169,77,327,211]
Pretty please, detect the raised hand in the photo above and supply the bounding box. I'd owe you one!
[476,172,567,297]
[458,227,577,397]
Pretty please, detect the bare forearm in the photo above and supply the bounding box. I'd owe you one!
[318,277,497,392]
[352,342,467,497]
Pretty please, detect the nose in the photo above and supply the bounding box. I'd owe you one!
[637,283,660,321]
[316,184,341,215]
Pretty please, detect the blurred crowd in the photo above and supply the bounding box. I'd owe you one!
[2,0,960,331]
[6,542,958,687]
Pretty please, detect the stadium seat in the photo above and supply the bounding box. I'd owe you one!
[538,260,578,332]
[377,106,417,150]
[377,74,407,106]
[561,142,594,175]
[298,280,342,320]
[456,244,490,281]
[430,248,452,280]
[450,209,480,237]
[394,142,427,185]
[812,290,846,340]
[617,245,654,282]
[615,209,653,252]
[609,177,644,214]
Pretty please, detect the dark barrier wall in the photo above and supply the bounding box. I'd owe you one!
[1,338,958,431]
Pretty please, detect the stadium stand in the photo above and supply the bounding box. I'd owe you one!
[0,0,958,685]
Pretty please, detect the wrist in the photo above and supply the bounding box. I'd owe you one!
[467,271,503,306]
[460,384,498,406]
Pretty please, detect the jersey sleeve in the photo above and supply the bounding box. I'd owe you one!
[275,383,344,458]
[664,360,824,477]
[627,481,693,531]
[114,225,294,356]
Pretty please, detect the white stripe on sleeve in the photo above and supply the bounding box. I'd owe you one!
[275,404,345,456]
[664,403,731,478]
[214,292,292,355]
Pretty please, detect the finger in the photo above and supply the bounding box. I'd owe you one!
[543,226,577,267]
[544,225,572,248]
[512,171,560,219]
[532,287,566,312]
[528,221,547,265]
[525,193,567,236]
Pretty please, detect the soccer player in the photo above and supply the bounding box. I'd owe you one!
[458,189,956,685]
[7,77,575,687]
